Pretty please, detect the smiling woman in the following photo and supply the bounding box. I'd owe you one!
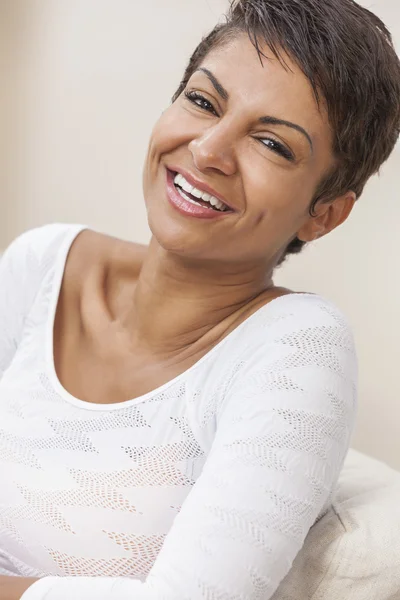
[144,34,340,267]
[0,1,399,599]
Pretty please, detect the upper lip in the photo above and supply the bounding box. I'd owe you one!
[167,166,235,211]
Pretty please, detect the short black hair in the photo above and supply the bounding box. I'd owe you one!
[172,0,400,261]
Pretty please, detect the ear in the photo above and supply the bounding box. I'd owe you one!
[297,191,356,242]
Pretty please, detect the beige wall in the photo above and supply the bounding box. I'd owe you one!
[1,0,227,246]
[2,1,400,468]
[0,2,24,243]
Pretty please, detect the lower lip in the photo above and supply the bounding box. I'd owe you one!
[165,170,231,219]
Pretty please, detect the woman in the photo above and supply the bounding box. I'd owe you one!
[1,0,399,598]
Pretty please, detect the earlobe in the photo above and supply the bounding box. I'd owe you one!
[297,222,325,243]
[297,204,331,242]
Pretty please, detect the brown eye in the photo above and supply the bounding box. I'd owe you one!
[184,91,219,117]
[259,137,295,162]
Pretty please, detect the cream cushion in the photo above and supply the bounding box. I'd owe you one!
[272,450,400,599]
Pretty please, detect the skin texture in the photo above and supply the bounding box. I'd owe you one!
[0,576,37,599]
[1,34,355,598]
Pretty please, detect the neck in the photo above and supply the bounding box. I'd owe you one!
[123,237,276,356]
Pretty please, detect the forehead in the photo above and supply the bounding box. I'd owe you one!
[197,34,331,139]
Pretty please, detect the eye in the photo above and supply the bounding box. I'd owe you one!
[259,137,295,162]
[184,90,219,117]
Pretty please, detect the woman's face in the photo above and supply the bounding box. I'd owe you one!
[143,34,351,266]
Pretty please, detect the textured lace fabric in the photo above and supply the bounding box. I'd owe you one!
[0,225,358,600]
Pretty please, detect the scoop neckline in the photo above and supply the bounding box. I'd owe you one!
[45,225,315,411]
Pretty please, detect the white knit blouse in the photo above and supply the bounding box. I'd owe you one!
[0,224,357,600]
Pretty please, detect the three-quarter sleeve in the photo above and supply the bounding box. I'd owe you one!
[21,303,357,600]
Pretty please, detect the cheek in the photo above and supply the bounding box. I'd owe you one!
[240,162,320,249]
[243,164,315,220]
[148,103,194,158]
[143,114,176,191]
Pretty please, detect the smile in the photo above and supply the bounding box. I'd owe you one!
[173,173,229,212]
[165,169,233,220]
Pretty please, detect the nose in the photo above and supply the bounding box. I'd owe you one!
[188,122,237,176]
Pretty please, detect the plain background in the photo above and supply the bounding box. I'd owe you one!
[1,0,399,468]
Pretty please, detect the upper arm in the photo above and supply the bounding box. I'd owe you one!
[142,305,357,598]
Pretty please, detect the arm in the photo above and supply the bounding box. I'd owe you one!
[20,302,357,599]
[0,224,85,598]
[0,225,84,600]
[0,231,46,599]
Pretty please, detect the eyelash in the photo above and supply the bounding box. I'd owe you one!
[185,90,218,116]
[184,90,295,162]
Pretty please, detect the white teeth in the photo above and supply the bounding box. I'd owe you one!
[176,186,211,208]
[173,172,228,212]
[174,173,184,186]
[181,180,194,194]
[191,187,203,199]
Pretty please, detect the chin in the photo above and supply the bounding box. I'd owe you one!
[147,206,225,262]
[147,207,199,256]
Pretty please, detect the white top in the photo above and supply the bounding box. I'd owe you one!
[0,224,357,600]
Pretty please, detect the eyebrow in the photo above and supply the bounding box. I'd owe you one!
[196,68,229,101]
[195,67,313,152]
[259,116,313,152]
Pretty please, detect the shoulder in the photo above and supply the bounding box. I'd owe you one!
[222,292,357,391]
[0,224,86,290]
[0,225,86,369]
[247,293,355,344]
[217,293,358,448]
[269,294,357,368]
[1,223,85,272]
[263,293,357,365]
[2,223,148,288]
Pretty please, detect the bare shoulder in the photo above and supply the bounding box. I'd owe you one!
[64,228,148,291]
